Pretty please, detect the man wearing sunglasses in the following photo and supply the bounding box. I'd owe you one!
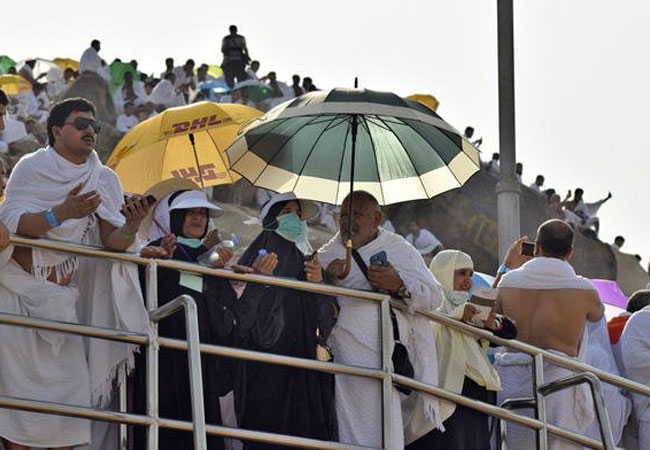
[0,98,152,450]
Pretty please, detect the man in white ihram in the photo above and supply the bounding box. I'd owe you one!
[620,302,650,449]
[0,98,151,450]
[493,220,604,449]
[319,191,443,448]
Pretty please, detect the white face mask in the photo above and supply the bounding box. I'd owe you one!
[447,290,470,307]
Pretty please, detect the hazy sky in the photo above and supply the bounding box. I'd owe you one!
[6,0,649,261]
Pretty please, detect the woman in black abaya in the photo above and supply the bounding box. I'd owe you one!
[136,189,246,450]
[234,193,338,448]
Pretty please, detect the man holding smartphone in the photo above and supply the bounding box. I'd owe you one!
[0,98,152,450]
[319,191,444,448]
[492,220,604,449]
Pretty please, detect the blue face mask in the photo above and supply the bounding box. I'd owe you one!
[177,236,203,248]
[274,212,307,243]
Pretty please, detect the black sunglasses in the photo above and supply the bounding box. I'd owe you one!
[64,117,101,133]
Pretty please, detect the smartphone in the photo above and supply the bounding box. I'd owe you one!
[120,194,157,215]
[123,194,157,205]
[370,251,389,267]
[521,242,535,257]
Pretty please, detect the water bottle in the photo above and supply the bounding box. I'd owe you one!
[198,234,239,266]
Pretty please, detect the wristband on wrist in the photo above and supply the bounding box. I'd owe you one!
[45,208,61,228]
[497,263,509,275]
[118,227,135,239]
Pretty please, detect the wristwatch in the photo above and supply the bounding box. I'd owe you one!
[497,264,509,275]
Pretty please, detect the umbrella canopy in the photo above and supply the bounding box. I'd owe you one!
[109,60,138,94]
[232,79,274,103]
[207,65,224,80]
[53,57,80,72]
[107,101,262,194]
[0,75,32,95]
[226,88,480,205]
[0,56,16,74]
[407,94,440,112]
[17,58,59,79]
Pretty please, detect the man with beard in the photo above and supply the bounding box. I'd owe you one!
[319,191,443,448]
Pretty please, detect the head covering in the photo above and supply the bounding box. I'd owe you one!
[259,192,316,254]
[167,190,221,239]
[259,192,318,225]
[137,178,201,241]
[168,190,223,218]
[429,250,474,293]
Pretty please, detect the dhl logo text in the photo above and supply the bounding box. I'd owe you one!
[170,164,230,184]
[166,115,233,135]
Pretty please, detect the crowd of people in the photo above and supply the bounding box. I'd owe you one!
[2,92,650,450]
[0,26,320,162]
[482,148,620,248]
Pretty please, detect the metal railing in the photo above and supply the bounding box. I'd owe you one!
[0,234,649,449]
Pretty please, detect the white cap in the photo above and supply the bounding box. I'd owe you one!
[259,192,318,222]
[169,190,223,218]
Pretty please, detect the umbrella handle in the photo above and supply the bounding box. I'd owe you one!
[338,239,353,279]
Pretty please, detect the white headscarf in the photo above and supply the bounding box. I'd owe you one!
[429,250,474,314]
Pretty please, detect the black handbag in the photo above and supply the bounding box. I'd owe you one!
[351,250,414,394]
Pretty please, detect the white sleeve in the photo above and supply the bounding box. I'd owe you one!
[416,229,441,255]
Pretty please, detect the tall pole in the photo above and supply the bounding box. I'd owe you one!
[496,0,521,261]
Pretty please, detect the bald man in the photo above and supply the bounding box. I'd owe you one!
[319,191,443,448]
[493,220,604,449]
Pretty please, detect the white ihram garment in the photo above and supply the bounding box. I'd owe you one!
[584,318,631,444]
[318,229,442,448]
[0,147,150,447]
[621,305,650,450]
[495,257,597,450]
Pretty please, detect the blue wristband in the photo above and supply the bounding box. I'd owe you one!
[497,263,509,275]
[45,208,60,228]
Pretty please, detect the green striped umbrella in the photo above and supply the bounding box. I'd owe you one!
[226,87,480,206]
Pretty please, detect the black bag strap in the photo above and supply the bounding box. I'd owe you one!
[351,249,401,342]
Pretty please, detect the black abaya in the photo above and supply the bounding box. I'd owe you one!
[235,227,338,448]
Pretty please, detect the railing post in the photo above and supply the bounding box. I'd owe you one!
[380,296,393,449]
[183,297,208,449]
[118,369,128,450]
[533,354,548,449]
[146,262,159,450]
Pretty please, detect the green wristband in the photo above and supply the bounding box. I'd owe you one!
[118,228,135,239]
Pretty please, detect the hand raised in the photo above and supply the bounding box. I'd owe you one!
[210,247,234,268]
[304,256,323,283]
[326,259,346,281]
[202,229,222,249]
[122,195,151,231]
[58,183,101,220]
[503,236,533,270]
[140,246,171,259]
[159,234,176,255]
[367,263,403,292]
[252,252,278,275]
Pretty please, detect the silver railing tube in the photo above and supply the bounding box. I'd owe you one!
[149,294,207,449]
[7,234,650,449]
[380,297,393,449]
[145,262,159,450]
[534,354,548,450]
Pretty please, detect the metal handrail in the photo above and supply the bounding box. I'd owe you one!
[148,295,207,449]
[3,234,648,449]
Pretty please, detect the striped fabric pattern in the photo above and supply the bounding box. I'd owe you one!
[227,88,480,205]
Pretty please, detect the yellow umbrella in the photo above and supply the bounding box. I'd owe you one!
[107,101,262,194]
[407,94,440,112]
[0,75,32,95]
[53,58,79,72]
